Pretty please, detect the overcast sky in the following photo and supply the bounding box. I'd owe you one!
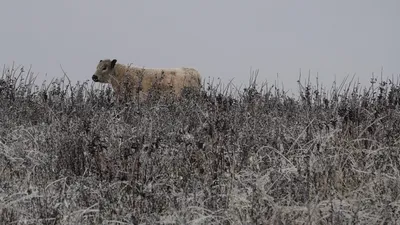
[1,0,399,95]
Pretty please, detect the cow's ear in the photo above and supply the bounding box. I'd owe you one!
[99,60,102,62]
[111,59,117,68]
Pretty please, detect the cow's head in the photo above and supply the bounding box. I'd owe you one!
[92,59,117,83]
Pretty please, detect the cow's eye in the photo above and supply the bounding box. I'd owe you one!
[102,66,107,70]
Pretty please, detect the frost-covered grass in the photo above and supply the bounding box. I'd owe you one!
[1,64,400,224]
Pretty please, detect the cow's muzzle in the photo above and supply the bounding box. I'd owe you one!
[92,75,99,82]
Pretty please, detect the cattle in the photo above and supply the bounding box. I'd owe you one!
[92,59,202,100]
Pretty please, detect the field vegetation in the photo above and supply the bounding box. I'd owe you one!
[2,64,400,224]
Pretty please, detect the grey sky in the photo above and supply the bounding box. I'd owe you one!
[1,0,399,95]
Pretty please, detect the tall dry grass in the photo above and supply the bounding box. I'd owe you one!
[1,64,400,224]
